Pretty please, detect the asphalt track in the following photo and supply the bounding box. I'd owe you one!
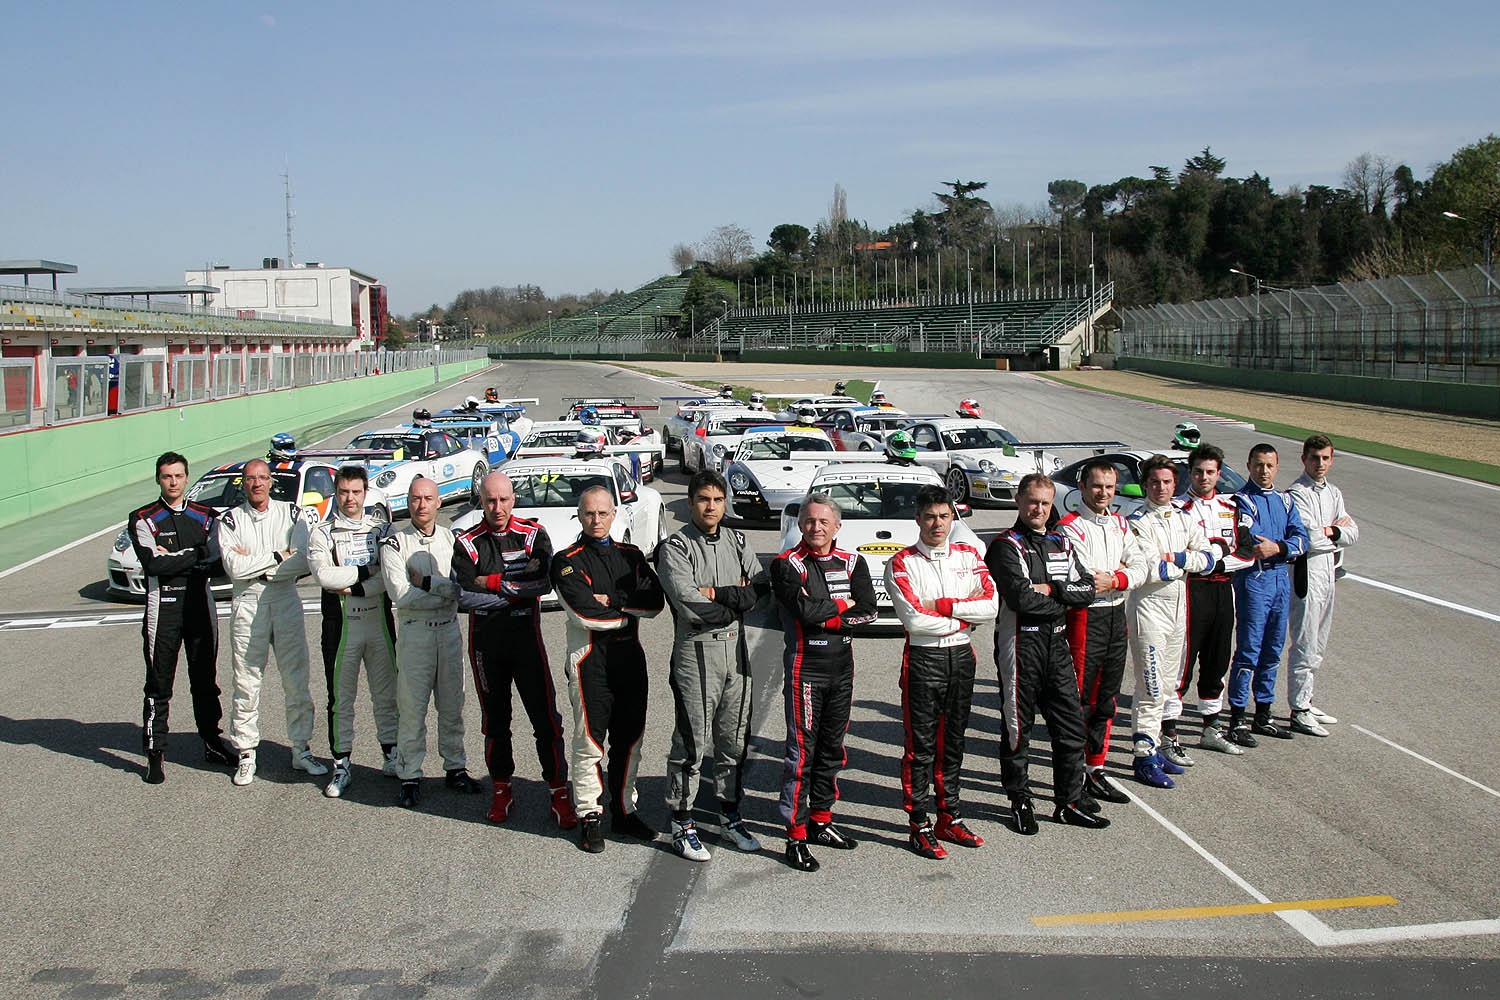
[2,360,1497,999]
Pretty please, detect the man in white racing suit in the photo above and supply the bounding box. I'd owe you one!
[1285,434,1358,737]
[382,478,476,809]
[221,459,324,786]
[306,465,399,798]
[1124,455,1214,789]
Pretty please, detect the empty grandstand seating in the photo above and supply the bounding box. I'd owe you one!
[513,275,692,344]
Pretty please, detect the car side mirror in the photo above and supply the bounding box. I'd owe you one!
[784,502,800,519]
[620,490,636,504]
[956,502,973,518]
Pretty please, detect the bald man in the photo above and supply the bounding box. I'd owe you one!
[454,472,576,829]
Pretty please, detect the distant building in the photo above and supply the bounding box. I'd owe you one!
[185,259,388,347]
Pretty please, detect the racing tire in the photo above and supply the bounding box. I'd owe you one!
[470,462,489,505]
[678,446,690,474]
[946,466,970,504]
[371,503,392,526]
[858,442,872,451]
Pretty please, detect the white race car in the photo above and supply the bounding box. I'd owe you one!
[559,397,660,437]
[776,394,865,419]
[1053,449,1248,517]
[722,425,838,523]
[661,396,748,453]
[903,418,1062,506]
[680,409,781,475]
[327,428,489,516]
[776,462,982,618]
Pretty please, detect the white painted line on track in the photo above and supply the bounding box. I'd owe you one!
[0,364,498,581]
[0,598,324,631]
[1345,573,1500,624]
[1352,725,1500,800]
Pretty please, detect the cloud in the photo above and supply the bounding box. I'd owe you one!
[260,14,276,28]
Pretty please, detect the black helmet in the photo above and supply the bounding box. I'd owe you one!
[412,408,432,426]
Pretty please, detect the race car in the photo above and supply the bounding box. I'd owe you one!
[559,397,659,437]
[776,462,982,618]
[820,406,915,451]
[106,458,387,600]
[1053,449,1248,517]
[476,397,538,440]
[518,420,609,457]
[722,425,838,523]
[776,394,865,420]
[518,423,664,483]
[418,410,524,466]
[679,409,781,475]
[311,428,489,516]
[903,418,1064,506]
[661,396,750,453]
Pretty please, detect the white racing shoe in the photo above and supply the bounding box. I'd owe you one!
[382,745,400,777]
[671,819,711,862]
[1309,706,1339,725]
[324,759,352,798]
[232,751,257,787]
[292,747,329,776]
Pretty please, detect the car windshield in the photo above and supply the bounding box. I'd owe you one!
[819,480,928,521]
[349,434,420,456]
[858,417,907,432]
[739,436,834,460]
[941,426,1020,450]
[510,471,615,508]
[187,471,299,508]
[525,430,583,448]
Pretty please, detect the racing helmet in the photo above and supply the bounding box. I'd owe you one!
[484,386,499,402]
[884,430,918,465]
[573,427,609,455]
[719,383,735,398]
[957,398,982,419]
[748,391,766,408]
[579,406,601,426]
[463,395,481,411]
[268,432,297,460]
[833,380,848,394]
[1172,421,1201,450]
[412,407,432,426]
[869,389,889,406]
[795,405,818,426]
[615,426,639,443]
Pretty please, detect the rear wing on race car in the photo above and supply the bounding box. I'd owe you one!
[1006,440,1130,461]
[294,447,400,462]
[515,443,663,459]
[491,397,539,406]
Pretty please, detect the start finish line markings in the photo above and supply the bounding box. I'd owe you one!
[1032,895,1398,928]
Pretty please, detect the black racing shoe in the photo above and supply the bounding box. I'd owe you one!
[399,780,421,809]
[1054,802,1111,829]
[808,820,858,850]
[784,839,820,872]
[1229,724,1259,748]
[1251,718,1292,740]
[1010,797,1039,836]
[580,814,606,853]
[612,810,658,841]
[144,750,165,785]
[444,769,482,793]
[1077,791,1101,815]
[1084,770,1130,804]
[202,738,235,767]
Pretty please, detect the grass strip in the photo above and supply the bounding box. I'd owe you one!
[1039,374,1500,485]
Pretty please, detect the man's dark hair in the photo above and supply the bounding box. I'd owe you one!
[156,451,189,476]
[914,484,954,515]
[688,468,728,498]
[1302,433,1333,457]
[1017,473,1055,497]
[1248,442,1278,462]
[1187,443,1224,471]
[335,464,368,486]
[1140,453,1177,482]
[1079,458,1118,486]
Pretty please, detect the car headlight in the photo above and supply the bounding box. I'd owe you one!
[978,459,999,475]
[374,470,397,488]
[712,444,726,458]
[113,529,131,553]
[729,472,752,491]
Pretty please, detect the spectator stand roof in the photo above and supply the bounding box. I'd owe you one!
[0,260,78,291]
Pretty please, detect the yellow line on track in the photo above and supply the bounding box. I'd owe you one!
[1031,895,1399,927]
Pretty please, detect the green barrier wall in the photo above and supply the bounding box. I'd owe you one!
[1116,358,1500,420]
[0,360,490,529]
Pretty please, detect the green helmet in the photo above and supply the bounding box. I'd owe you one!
[1172,421,1201,450]
[885,430,917,464]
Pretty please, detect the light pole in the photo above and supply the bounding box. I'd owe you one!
[1443,210,1495,274]
[547,309,553,353]
[966,250,976,358]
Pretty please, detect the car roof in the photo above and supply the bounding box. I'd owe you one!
[529,421,586,432]
[920,417,1010,431]
[207,461,318,475]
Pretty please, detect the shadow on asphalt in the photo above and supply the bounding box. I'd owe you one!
[77,579,131,606]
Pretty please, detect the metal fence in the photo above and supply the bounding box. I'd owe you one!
[1120,266,1500,385]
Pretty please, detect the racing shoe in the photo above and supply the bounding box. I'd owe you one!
[144,750,165,785]
[1133,754,1175,788]
[399,780,421,809]
[1076,792,1101,815]
[612,811,658,841]
[1289,710,1330,738]
[1252,705,1293,740]
[549,783,578,830]
[580,814,605,853]
[671,819,711,862]
[487,781,513,824]
[1154,752,1186,776]
[934,816,984,848]
[445,768,482,793]
[1309,706,1339,725]
[232,750,257,787]
[1084,769,1130,804]
[1009,797,1039,836]
[909,824,948,860]
[1228,712,1259,748]
[1198,724,1245,755]
[808,820,857,850]
[1055,802,1111,829]
[381,744,400,777]
[720,813,761,852]
[203,738,236,767]
[291,746,329,776]
[784,839,820,873]
[1160,736,1196,768]
[324,759,352,798]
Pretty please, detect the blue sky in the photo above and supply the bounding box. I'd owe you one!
[6,1,1496,314]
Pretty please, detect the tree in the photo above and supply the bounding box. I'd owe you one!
[678,270,729,334]
[1181,147,1227,180]
[383,318,408,350]
[932,179,992,249]
[767,223,811,257]
[670,242,697,273]
[1047,179,1087,223]
[703,224,755,268]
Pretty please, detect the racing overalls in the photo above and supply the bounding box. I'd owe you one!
[550,535,665,819]
[986,523,1095,805]
[306,510,398,760]
[129,496,224,752]
[381,524,466,781]
[770,542,878,839]
[885,538,998,827]
[1175,489,1254,722]
[1057,509,1145,770]
[1286,474,1359,712]
[452,515,568,786]
[1228,482,1309,713]
[1123,502,1214,755]
[657,522,765,816]
[220,501,314,753]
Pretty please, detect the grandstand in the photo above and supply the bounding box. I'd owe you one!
[511,274,692,343]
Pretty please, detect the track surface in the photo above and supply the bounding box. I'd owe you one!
[3,361,1497,999]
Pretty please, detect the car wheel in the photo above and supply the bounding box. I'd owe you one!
[621,529,632,546]
[371,503,391,526]
[858,442,872,451]
[946,465,970,503]
[470,462,488,504]
[678,446,690,473]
